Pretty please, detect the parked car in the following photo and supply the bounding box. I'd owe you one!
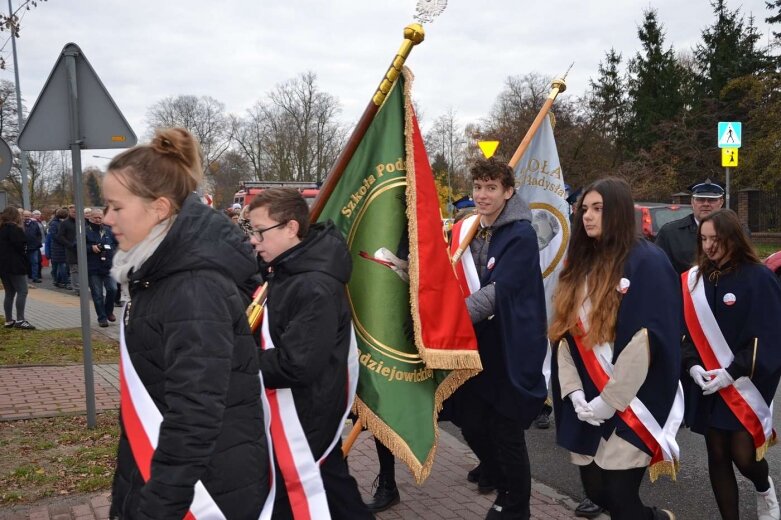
[634,202,693,241]
[765,250,781,281]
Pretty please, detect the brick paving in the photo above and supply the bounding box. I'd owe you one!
[0,285,590,519]
[0,364,119,420]
[0,430,589,519]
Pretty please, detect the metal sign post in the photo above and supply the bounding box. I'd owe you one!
[64,49,98,428]
[718,122,742,210]
[18,43,136,428]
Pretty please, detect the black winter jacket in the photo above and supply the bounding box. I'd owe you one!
[0,223,28,276]
[259,221,353,459]
[55,216,78,264]
[47,218,67,263]
[110,194,269,520]
[24,219,42,250]
[85,222,117,276]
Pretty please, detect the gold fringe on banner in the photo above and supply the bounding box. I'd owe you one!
[402,66,482,372]
[353,365,482,484]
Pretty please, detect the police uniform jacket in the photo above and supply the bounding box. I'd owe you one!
[655,214,698,274]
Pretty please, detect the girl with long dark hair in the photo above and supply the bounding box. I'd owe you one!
[550,177,681,520]
[682,209,781,520]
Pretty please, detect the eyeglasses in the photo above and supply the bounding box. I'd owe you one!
[250,222,286,241]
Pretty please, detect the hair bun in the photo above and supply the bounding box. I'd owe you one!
[151,128,200,171]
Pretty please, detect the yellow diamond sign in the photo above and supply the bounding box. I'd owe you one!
[722,148,738,167]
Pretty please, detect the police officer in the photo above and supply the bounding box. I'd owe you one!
[655,180,724,274]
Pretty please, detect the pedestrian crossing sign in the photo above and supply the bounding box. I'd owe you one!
[718,122,741,148]
[722,148,738,167]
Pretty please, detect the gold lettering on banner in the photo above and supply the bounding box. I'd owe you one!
[358,351,433,383]
[518,156,565,198]
[341,158,406,218]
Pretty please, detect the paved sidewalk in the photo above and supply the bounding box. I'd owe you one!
[0,430,588,519]
[0,286,120,341]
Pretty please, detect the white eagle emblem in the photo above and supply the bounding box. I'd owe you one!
[414,0,448,23]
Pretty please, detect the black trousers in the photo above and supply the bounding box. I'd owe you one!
[460,390,531,520]
[580,462,664,520]
[271,439,373,520]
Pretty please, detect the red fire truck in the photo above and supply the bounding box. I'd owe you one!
[233,181,320,209]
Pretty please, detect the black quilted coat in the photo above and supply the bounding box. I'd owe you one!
[109,194,269,519]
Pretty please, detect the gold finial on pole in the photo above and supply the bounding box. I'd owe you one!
[311,23,426,221]
[372,24,425,106]
[453,67,571,263]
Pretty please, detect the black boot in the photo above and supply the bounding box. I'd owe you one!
[365,473,400,513]
[485,490,507,520]
[477,471,496,494]
[467,463,482,483]
[574,497,603,518]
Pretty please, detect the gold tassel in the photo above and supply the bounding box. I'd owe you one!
[756,435,777,462]
[648,459,679,483]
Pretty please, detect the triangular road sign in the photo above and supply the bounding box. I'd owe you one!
[478,141,500,159]
[18,43,136,151]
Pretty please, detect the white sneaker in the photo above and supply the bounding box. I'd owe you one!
[757,477,780,520]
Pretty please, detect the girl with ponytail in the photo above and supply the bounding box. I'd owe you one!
[104,128,271,519]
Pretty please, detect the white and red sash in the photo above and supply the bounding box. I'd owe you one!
[682,267,775,452]
[449,214,481,297]
[449,214,557,386]
[573,305,683,479]
[119,305,223,519]
[259,306,359,520]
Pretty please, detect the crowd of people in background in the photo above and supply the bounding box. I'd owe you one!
[0,203,128,330]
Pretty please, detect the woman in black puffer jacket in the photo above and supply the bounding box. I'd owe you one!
[0,206,35,329]
[103,128,270,520]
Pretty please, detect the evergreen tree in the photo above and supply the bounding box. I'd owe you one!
[766,0,781,41]
[626,9,687,152]
[696,0,773,100]
[587,48,629,160]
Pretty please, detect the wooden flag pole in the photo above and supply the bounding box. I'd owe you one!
[309,23,425,222]
[341,421,363,457]
[246,24,426,334]
[336,24,427,460]
[508,77,567,169]
[451,77,568,262]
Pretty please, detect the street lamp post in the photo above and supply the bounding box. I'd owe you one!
[8,0,29,209]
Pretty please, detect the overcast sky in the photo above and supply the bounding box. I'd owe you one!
[1,0,774,169]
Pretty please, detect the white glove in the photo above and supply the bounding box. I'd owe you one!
[569,390,588,414]
[587,395,616,422]
[577,409,604,426]
[570,391,604,426]
[689,365,709,390]
[702,368,734,395]
[569,390,588,413]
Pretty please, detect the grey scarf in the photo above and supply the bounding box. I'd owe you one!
[110,217,175,297]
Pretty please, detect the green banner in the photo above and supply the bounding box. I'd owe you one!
[318,76,449,482]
